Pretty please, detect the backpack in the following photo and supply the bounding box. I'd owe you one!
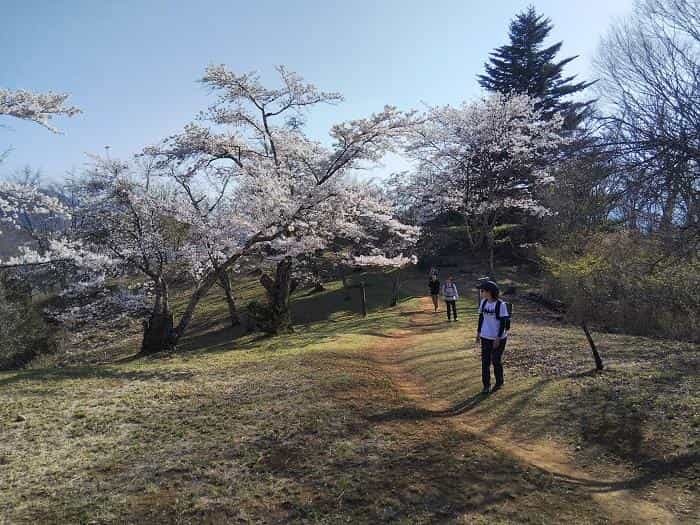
[480,299,512,331]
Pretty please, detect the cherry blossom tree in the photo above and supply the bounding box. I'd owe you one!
[0,172,138,361]
[350,189,420,307]
[0,85,82,273]
[2,156,199,353]
[0,85,80,265]
[0,178,107,282]
[0,180,68,242]
[72,156,197,353]
[247,182,420,331]
[140,65,417,345]
[396,93,567,270]
[1,88,80,133]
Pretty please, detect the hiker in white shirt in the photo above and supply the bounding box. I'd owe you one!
[442,275,459,321]
[475,280,509,394]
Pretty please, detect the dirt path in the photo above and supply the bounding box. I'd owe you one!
[368,296,679,524]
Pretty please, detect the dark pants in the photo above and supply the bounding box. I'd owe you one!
[445,300,457,320]
[481,337,507,388]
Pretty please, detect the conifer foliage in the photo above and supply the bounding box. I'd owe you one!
[478,6,594,122]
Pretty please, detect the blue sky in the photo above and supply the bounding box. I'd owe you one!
[2,0,633,181]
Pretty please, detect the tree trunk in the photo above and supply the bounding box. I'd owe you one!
[174,232,272,341]
[260,257,294,334]
[141,280,176,355]
[217,271,240,328]
[464,218,476,251]
[581,322,604,371]
[660,166,681,231]
[488,231,495,273]
[175,266,221,341]
[660,188,679,231]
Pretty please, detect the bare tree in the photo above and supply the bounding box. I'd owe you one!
[595,0,700,231]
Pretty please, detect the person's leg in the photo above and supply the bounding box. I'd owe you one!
[453,301,458,321]
[481,337,492,392]
[492,338,506,387]
[432,294,438,311]
[445,300,452,320]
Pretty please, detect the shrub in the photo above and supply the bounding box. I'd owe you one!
[0,275,62,370]
[543,230,699,342]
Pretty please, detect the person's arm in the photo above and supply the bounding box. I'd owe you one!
[454,284,459,300]
[476,302,483,343]
[497,302,508,337]
[497,318,507,337]
[493,302,508,348]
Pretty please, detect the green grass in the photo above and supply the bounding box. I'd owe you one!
[1,267,698,523]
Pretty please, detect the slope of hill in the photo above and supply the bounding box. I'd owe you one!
[1,269,697,523]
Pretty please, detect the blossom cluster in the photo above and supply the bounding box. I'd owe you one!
[0,88,80,133]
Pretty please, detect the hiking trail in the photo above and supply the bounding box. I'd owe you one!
[367,296,678,524]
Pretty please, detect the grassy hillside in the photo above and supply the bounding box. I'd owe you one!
[1,268,697,523]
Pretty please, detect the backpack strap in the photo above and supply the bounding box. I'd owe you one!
[480,299,487,312]
[494,300,502,320]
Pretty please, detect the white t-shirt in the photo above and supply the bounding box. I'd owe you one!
[442,281,459,300]
[478,299,509,340]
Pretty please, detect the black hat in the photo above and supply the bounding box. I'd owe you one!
[478,280,500,294]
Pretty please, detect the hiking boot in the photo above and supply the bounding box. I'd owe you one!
[481,387,490,395]
[491,383,503,393]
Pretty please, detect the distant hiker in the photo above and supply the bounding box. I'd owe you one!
[428,266,438,278]
[442,275,459,321]
[476,280,510,394]
[429,274,440,312]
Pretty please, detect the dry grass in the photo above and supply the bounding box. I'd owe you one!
[1,268,697,523]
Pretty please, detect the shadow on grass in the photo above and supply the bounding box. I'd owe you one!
[367,393,487,422]
[290,271,419,326]
[535,451,700,493]
[167,270,423,358]
[176,324,250,354]
[566,368,604,379]
[178,293,432,360]
[0,365,196,387]
[377,325,698,487]
[88,410,595,524]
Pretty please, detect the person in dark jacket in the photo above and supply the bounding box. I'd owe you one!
[428,274,440,312]
[475,280,509,394]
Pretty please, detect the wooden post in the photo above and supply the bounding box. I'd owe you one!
[360,280,367,317]
[390,271,400,307]
[342,272,351,301]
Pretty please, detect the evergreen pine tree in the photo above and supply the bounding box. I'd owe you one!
[478,6,595,123]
